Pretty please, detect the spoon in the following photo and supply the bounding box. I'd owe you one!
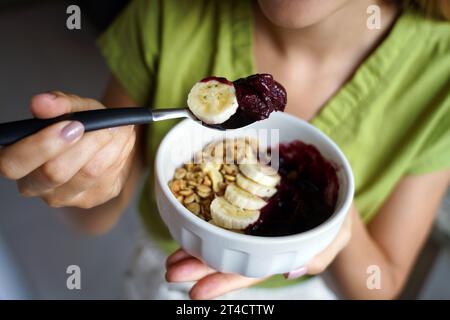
[0,107,254,146]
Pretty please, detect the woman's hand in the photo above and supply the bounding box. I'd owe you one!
[165,211,352,299]
[0,91,136,209]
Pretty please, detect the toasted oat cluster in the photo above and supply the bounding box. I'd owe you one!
[168,138,259,222]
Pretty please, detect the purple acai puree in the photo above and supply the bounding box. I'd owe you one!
[199,74,287,129]
[245,140,340,237]
[234,74,287,120]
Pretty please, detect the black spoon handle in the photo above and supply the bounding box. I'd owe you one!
[0,107,152,146]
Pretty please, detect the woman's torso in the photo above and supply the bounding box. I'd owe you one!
[98,0,450,288]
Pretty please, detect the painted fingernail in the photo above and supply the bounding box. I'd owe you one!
[60,121,84,142]
[284,266,307,280]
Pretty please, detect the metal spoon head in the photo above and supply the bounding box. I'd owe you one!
[186,109,256,131]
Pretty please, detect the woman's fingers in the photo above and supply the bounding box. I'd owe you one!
[0,121,84,180]
[1,91,107,181]
[166,257,216,283]
[42,127,134,203]
[165,250,265,300]
[54,126,132,194]
[30,92,71,118]
[16,127,113,196]
[42,152,129,209]
[64,167,124,209]
[166,249,192,267]
[189,273,264,300]
[1,91,137,210]
[30,91,104,119]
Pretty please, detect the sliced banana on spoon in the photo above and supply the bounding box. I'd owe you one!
[186,74,287,129]
[187,78,238,124]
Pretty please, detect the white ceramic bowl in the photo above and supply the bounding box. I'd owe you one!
[155,112,354,278]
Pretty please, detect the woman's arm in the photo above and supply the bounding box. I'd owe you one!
[331,169,450,299]
[61,76,147,235]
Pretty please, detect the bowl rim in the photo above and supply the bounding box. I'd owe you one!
[155,112,354,244]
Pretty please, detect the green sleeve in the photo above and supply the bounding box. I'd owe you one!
[406,97,450,175]
[96,0,160,106]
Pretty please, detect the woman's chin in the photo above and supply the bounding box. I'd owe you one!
[257,0,351,29]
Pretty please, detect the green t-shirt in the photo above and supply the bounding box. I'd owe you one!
[97,0,450,288]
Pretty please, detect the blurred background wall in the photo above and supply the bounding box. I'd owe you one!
[0,0,449,299]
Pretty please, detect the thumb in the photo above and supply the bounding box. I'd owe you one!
[30,91,105,119]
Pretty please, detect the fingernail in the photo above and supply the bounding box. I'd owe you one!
[284,266,307,280]
[42,92,57,100]
[60,121,84,142]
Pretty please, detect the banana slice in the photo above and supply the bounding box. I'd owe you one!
[208,219,220,227]
[201,161,223,192]
[187,79,238,124]
[210,197,260,230]
[236,174,277,198]
[224,183,267,210]
[239,163,280,187]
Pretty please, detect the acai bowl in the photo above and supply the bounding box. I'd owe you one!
[155,112,354,278]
